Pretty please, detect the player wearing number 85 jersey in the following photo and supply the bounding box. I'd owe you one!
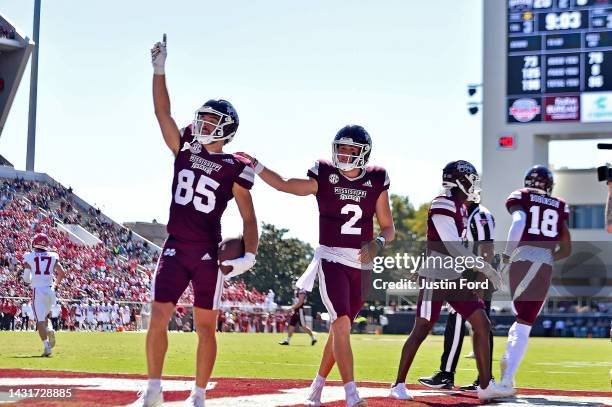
[22,233,66,357]
[135,34,259,407]
[498,165,571,393]
[237,124,395,407]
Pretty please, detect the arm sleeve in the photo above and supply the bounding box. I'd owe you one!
[235,164,255,190]
[382,170,390,191]
[432,214,480,260]
[307,161,319,180]
[503,209,527,256]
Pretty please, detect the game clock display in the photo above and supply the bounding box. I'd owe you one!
[507,0,612,123]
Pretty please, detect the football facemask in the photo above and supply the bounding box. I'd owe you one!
[443,173,482,202]
[332,139,371,171]
[191,106,237,145]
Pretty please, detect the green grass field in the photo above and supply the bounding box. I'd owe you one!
[1,331,610,392]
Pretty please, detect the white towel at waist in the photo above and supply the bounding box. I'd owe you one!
[296,245,371,292]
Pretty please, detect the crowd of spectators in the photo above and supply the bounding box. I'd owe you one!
[0,177,295,335]
[0,178,158,303]
[0,25,16,40]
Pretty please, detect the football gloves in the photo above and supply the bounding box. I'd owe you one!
[478,262,502,291]
[223,252,256,279]
[151,34,167,75]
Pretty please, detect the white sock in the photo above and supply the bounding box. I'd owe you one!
[344,381,359,397]
[147,379,161,393]
[285,336,291,343]
[192,384,206,397]
[313,373,326,388]
[43,339,50,348]
[502,322,531,383]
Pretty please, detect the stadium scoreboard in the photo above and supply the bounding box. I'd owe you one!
[507,0,612,123]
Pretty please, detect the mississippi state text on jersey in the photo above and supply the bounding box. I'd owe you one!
[23,251,60,288]
[167,125,255,243]
[506,188,569,248]
[307,160,389,249]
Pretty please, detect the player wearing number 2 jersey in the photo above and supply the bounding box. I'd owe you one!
[22,233,66,357]
[237,124,395,407]
[135,35,259,407]
[498,165,571,394]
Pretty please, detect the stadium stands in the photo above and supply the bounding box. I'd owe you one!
[0,173,282,333]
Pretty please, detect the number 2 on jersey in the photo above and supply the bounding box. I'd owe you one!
[341,204,362,235]
[174,169,220,213]
[527,206,558,237]
[34,256,51,275]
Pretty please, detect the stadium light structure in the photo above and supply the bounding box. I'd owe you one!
[26,0,41,172]
[467,84,482,115]
[467,83,482,97]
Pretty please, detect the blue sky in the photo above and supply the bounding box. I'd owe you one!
[1,1,608,246]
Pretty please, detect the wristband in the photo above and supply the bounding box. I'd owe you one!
[252,158,264,175]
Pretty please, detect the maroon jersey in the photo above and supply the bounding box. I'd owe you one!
[166,125,255,243]
[307,160,389,249]
[426,194,468,256]
[506,188,569,248]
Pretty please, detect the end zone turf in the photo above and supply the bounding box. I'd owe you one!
[0,369,611,406]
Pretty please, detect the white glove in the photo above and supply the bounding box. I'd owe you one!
[151,34,167,75]
[478,262,502,291]
[223,252,256,279]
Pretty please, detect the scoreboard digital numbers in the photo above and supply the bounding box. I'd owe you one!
[507,0,612,123]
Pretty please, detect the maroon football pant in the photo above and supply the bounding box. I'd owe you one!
[318,260,371,322]
[152,238,223,310]
[509,260,552,324]
[416,276,485,324]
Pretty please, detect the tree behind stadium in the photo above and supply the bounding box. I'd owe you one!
[240,223,318,310]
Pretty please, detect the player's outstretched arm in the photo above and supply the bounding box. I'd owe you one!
[553,222,571,261]
[151,35,181,156]
[235,152,317,196]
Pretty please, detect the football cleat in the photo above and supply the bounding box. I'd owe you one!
[304,384,323,406]
[418,371,454,389]
[278,340,290,346]
[311,337,318,346]
[458,378,479,392]
[477,379,516,401]
[389,383,413,400]
[347,394,368,407]
[464,351,475,359]
[48,331,56,349]
[41,348,52,357]
[130,388,163,407]
[183,390,205,407]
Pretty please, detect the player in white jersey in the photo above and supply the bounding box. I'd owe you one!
[22,233,66,357]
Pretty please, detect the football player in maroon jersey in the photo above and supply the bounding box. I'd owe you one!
[134,35,259,407]
[390,161,512,402]
[498,165,571,393]
[237,124,395,407]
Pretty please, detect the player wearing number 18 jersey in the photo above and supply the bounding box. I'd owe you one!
[498,165,571,393]
[237,124,395,407]
[22,233,66,357]
[135,35,259,407]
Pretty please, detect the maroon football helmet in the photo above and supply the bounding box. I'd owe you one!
[524,165,554,194]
